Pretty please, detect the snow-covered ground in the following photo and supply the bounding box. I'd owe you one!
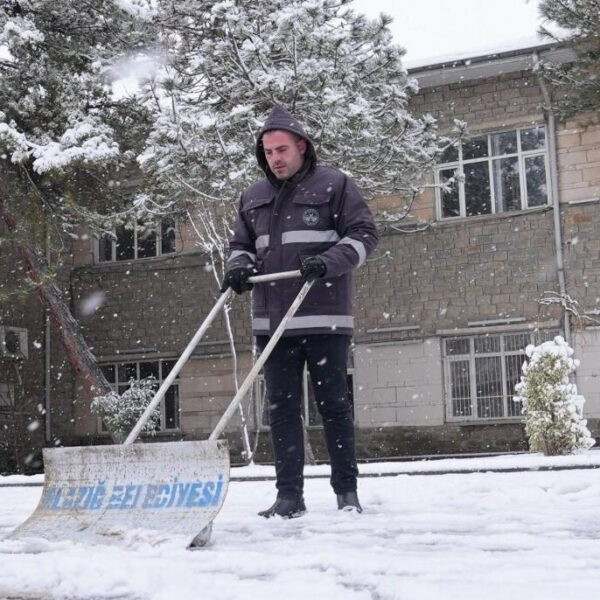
[2,457,600,600]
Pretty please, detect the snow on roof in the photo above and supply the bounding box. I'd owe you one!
[405,35,551,70]
[407,39,575,88]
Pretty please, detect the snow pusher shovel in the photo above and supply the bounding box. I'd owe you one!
[8,270,313,548]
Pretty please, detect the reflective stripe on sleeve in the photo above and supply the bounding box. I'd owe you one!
[255,235,270,250]
[252,317,270,331]
[227,249,256,265]
[338,237,367,267]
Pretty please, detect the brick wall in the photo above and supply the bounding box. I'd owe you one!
[557,116,600,203]
[355,207,561,341]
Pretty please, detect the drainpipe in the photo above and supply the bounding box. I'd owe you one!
[45,221,52,443]
[534,51,571,346]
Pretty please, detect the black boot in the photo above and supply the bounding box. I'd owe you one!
[258,496,306,519]
[336,491,362,513]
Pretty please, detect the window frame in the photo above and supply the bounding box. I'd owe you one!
[0,383,15,411]
[98,359,180,434]
[443,330,557,423]
[94,218,176,263]
[435,125,551,220]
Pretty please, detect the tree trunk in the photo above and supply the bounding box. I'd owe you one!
[1,201,112,401]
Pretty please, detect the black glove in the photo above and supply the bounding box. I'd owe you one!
[300,256,327,282]
[220,266,255,294]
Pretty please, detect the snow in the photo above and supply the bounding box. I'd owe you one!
[2,455,600,599]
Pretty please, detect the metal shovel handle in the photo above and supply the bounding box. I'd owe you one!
[123,270,303,445]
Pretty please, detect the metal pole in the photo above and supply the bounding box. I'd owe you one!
[534,52,571,345]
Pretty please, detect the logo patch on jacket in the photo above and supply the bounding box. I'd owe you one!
[302,208,320,226]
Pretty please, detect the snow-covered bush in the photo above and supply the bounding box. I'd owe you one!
[91,378,160,443]
[514,336,595,455]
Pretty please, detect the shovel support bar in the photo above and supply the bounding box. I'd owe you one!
[124,270,304,445]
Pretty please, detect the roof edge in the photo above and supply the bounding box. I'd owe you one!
[408,42,575,88]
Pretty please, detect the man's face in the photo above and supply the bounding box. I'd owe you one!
[262,130,307,180]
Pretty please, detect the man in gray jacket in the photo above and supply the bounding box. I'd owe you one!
[222,105,378,518]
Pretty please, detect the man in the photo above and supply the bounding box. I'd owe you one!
[221,105,378,518]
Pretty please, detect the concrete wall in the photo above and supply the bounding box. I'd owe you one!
[573,328,600,418]
[354,339,444,428]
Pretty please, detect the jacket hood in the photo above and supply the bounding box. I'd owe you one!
[255,105,317,184]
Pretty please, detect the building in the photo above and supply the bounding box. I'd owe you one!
[2,41,599,471]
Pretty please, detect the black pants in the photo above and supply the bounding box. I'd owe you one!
[256,334,358,499]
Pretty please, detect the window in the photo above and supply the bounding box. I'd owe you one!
[255,367,355,429]
[99,360,180,432]
[444,330,558,421]
[0,384,15,411]
[97,219,176,262]
[436,126,549,219]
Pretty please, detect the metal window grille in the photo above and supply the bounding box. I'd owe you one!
[98,360,180,433]
[444,330,559,421]
[435,126,550,220]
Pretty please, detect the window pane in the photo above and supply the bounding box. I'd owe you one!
[116,225,135,261]
[161,219,176,254]
[440,168,460,218]
[521,126,546,151]
[0,384,15,408]
[120,363,137,382]
[539,329,561,343]
[256,376,270,427]
[450,360,472,417]
[462,135,488,160]
[525,155,548,207]
[161,360,177,380]
[306,374,323,426]
[98,234,113,262]
[347,373,355,421]
[139,361,159,381]
[100,364,116,384]
[504,333,531,352]
[164,386,179,429]
[475,356,504,418]
[446,338,470,355]
[505,354,525,417]
[464,161,491,216]
[493,157,521,213]
[474,336,501,353]
[137,224,157,259]
[440,144,459,164]
[491,131,517,156]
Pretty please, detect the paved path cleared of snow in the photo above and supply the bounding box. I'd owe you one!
[1,461,600,599]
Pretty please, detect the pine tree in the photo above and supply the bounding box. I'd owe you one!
[539,0,600,117]
[514,336,595,455]
[137,0,446,226]
[0,1,157,398]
